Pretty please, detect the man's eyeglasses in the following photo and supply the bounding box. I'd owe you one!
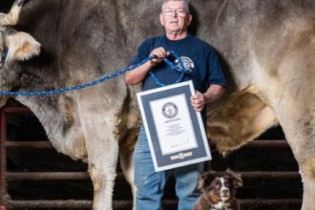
[163,8,187,17]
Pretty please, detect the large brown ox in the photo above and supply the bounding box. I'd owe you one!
[1,0,315,210]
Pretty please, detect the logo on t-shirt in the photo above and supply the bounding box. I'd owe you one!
[175,56,194,72]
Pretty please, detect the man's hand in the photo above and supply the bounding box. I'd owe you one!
[148,47,170,67]
[191,91,207,112]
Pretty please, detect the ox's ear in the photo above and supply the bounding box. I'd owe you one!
[6,31,41,62]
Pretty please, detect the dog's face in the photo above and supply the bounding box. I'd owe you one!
[211,176,232,202]
[199,170,243,206]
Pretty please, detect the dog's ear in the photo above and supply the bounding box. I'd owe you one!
[198,170,216,191]
[226,169,243,188]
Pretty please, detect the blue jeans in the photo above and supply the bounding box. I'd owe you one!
[134,126,204,210]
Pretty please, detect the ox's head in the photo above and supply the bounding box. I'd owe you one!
[0,27,41,106]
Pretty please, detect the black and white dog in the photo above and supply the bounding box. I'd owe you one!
[194,169,243,210]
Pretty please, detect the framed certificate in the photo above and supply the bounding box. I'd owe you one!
[137,80,211,172]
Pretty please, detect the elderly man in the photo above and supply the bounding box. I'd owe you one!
[125,0,226,209]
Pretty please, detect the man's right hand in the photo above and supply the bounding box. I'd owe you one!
[149,47,170,67]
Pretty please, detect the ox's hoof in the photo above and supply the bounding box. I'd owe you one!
[16,0,25,7]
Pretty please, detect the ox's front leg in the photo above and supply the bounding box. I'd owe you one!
[86,123,119,210]
[120,150,135,210]
[77,100,120,210]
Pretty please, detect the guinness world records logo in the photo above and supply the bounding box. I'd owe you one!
[162,102,178,119]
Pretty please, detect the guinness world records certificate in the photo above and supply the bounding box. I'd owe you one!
[137,80,211,172]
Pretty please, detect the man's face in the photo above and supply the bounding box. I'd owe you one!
[160,1,192,34]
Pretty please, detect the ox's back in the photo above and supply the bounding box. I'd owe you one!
[18,0,315,95]
[191,0,315,89]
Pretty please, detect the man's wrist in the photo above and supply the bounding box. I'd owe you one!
[203,93,210,104]
[146,60,154,68]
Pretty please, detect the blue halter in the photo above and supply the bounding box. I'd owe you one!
[1,48,8,65]
[149,50,186,87]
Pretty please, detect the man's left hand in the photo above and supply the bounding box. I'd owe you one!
[190,91,207,112]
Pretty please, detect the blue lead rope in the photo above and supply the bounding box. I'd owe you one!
[0,50,185,96]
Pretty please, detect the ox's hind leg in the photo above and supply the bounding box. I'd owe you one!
[279,111,315,210]
[265,36,315,210]
[269,79,315,209]
[279,119,315,210]
[301,172,315,210]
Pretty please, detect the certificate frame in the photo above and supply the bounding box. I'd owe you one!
[137,80,211,172]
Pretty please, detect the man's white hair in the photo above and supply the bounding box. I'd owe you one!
[161,0,190,14]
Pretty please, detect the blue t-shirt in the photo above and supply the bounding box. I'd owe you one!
[130,34,226,92]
